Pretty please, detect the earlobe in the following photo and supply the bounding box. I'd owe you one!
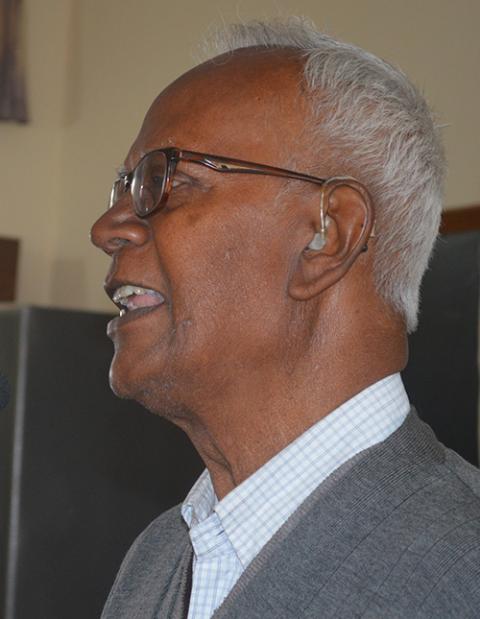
[289,178,375,301]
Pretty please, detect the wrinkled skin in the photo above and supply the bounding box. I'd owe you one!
[91,48,406,498]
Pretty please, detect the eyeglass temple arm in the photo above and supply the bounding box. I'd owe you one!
[185,154,326,186]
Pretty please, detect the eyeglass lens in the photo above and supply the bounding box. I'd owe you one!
[131,151,168,216]
[110,150,169,216]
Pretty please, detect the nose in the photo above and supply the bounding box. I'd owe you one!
[90,200,149,255]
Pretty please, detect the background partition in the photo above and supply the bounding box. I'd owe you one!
[402,230,480,467]
[0,307,203,619]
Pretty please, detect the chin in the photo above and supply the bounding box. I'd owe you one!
[108,336,153,394]
[108,354,188,423]
[108,358,136,400]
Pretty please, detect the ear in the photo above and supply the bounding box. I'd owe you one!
[288,178,375,301]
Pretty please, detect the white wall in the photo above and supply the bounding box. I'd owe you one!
[1,0,479,312]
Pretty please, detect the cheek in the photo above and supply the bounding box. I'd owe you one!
[171,238,287,364]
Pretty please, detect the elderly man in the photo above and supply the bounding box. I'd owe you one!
[91,17,480,619]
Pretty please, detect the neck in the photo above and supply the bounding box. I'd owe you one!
[174,322,407,500]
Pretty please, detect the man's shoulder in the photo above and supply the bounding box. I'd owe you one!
[368,413,480,553]
[325,419,480,617]
[369,409,480,511]
[395,419,480,523]
[443,447,480,499]
[362,451,480,619]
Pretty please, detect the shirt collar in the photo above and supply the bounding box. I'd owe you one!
[182,468,217,529]
[182,373,410,568]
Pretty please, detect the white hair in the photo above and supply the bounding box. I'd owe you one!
[201,17,446,332]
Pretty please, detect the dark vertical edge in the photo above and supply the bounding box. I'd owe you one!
[477,237,480,466]
[3,308,29,619]
[0,309,19,618]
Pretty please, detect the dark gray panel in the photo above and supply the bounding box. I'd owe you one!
[0,307,203,619]
[403,231,479,465]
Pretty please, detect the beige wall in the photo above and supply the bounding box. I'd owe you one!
[1,0,479,312]
[1,0,72,305]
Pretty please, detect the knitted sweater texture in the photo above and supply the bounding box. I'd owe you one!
[102,411,480,618]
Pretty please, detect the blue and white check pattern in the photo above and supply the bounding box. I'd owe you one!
[181,373,410,619]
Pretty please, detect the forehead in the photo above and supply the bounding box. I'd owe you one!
[127,48,310,168]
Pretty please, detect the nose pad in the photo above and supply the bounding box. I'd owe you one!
[90,201,149,255]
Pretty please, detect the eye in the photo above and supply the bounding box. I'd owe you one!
[171,171,194,191]
[171,177,185,189]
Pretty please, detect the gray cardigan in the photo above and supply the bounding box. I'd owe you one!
[102,412,480,618]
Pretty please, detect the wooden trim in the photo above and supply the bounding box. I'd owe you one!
[0,237,19,301]
[440,204,480,235]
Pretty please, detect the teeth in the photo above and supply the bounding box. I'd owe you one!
[112,284,165,308]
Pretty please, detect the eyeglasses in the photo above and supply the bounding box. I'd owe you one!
[109,147,328,217]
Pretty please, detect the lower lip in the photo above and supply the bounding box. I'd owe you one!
[107,303,165,336]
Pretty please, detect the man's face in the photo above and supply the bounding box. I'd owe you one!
[91,50,312,417]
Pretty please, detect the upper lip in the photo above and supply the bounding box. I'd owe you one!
[105,277,166,312]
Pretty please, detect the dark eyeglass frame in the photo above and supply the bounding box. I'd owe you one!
[109,147,328,217]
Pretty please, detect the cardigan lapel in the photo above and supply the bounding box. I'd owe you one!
[153,547,193,619]
[102,507,193,619]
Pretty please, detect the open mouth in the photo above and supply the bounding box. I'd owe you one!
[111,284,166,317]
